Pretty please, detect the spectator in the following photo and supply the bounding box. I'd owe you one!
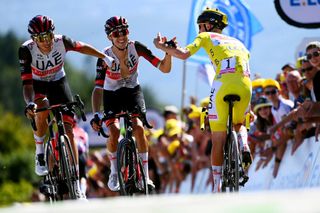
[263,79,294,177]
[251,78,265,108]
[250,97,274,170]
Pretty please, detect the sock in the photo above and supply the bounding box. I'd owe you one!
[237,126,249,152]
[212,165,222,193]
[34,134,46,155]
[139,152,149,180]
[109,151,117,174]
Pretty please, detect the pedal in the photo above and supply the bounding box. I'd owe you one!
[239,175,249,186]
[39,183,55,196]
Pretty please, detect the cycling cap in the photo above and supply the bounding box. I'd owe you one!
[200,97,210,108]
[262,79,281,91]
[306,41,320,51]
[197,8,228,30]
[252,78,265,88]
[164,105,179,115]
[104,16,129,35]
[28,15,55,35]
[253,96,273,113]
[188,105,201,119]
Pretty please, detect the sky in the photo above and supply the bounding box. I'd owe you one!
[2,0,320,109]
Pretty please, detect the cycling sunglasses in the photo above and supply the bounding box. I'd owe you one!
[265,89,277,96]
[306,51,320,60]
[110,28,129,38]
[301,66,313,73]
[32,31,54,42]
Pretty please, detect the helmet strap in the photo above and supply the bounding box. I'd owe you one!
[203,23,215,32]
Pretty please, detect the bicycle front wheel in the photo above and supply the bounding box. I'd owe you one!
[117,138,132,196]
[42,138,59,202]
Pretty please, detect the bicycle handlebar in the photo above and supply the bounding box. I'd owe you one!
[30,94,87,131]
[98,111,153,138]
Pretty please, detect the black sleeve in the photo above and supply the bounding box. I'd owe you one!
[18,46,33,85]
[134,41,160,67]
[62,35,81,51]
[95,58,106,87]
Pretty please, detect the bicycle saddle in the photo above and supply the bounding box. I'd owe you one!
[223,94,240,102]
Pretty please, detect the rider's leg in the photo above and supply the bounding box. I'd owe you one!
[34,98,49,154]
[234,124,250,152]
[106,122,121,191]
[107,123,121,174]
[33,98,49,176]
[234,123,252,168]
[211,131,226,193]
[133,118,150,181]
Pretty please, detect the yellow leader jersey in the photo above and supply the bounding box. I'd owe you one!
[186,32,250,78]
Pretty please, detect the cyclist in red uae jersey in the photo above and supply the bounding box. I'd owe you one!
[19,15,113,199]
[90,16,172,192]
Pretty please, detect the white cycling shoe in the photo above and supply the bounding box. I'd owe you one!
[108,173,120,191]
[35,154,48,176]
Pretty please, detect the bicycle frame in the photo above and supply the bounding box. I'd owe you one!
[116,112,148,196]
[34,95,86,201]
[221,95,241,192]
[99,111,151,196]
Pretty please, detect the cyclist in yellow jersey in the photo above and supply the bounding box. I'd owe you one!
[154,8,252,193]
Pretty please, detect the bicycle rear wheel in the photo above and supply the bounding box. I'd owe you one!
[229,131,240,192]
[59,135,78,199]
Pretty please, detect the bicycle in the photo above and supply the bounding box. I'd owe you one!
[99,111,153,196]
[200,94,249,192]
[30,95,87,201]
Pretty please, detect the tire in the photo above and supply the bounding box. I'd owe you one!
[59,135,78,199]
[42,139,59,202]
[117,138,131,196]
[117,138,148,196]
[230,131,240,192]
[137,156,148,195]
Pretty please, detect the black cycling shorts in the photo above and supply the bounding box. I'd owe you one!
[33,77,74,117]
[103,85,146,119]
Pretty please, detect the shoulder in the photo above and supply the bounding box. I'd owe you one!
[280,98,294,108]
[197,32,211,40]
[133,40,147,49]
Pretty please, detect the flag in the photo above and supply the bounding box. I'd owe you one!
[197,63,215,86]
[186,0,263,65]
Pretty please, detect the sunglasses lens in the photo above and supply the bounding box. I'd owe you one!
[302,67,313,73]
[265,90,276,95]
[33,32,53,42]
[307,51,320,60]
[111,29,128,38]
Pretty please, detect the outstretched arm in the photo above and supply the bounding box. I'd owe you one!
[158,53,172,73]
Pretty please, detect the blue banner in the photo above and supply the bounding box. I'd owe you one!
[186,0,263,64]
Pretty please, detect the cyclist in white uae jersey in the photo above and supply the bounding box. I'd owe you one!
[90,16,172,192]
[19,15,113,199]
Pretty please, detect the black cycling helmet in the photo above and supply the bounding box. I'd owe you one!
[28,15,55,35]
[104,16,129,35]
[197,8,228,30]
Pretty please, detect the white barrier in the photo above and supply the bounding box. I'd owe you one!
[179,136,320,193]
[244,136,320,191]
